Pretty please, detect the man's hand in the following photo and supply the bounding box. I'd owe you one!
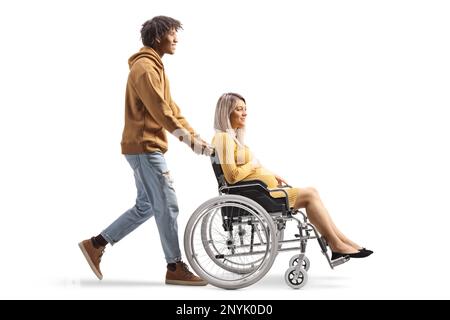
[199,141,214,156]
[191,136,214,156]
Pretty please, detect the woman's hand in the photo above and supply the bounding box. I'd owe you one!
[275,175,288,187]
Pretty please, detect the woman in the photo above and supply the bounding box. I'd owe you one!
[212,93,373,259]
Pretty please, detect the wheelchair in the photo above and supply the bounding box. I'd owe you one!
[184,153,350,289]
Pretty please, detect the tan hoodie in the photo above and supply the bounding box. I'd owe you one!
[121,47,196,154]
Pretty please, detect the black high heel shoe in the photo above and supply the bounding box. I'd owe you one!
[331,249,373,260]
[331,251,349,260]
[359,248,373,255]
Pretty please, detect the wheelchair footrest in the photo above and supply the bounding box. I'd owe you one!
[331,256,350,268]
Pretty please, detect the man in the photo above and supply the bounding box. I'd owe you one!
[79,16,212,286]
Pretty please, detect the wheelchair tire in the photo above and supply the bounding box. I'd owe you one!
[285,266,308,289]
[184,195,278,290]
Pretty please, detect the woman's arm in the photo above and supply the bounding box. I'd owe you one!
[214,133,256,184]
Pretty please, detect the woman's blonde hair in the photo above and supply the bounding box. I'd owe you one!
[213,92,246,145]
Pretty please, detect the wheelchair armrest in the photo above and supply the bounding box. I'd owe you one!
[219,180,268,193]
[226,180,268,188]
[219,180,291,213]
[220,180,290,198]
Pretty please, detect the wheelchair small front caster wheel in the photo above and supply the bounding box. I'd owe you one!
[285,266,308,289]
[289,255,310,271]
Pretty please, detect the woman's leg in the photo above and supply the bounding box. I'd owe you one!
[329,220,362,250]
[309,191,362,250]
[294,187,358,254]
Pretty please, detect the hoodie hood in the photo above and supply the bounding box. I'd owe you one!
[128,47,163,70]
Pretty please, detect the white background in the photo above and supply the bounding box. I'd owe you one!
[0,0,449,299]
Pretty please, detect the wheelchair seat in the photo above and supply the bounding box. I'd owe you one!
[210,153,289,215]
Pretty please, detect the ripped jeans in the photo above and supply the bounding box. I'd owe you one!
[101,152,181,263]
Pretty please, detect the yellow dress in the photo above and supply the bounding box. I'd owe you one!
[212,132,299,208]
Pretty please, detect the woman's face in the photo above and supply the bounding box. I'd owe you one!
[230,99,247,129]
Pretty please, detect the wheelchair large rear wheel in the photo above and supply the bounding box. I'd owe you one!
[184,195,278,290]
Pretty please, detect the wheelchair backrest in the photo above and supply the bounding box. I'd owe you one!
[210,152,227,187]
